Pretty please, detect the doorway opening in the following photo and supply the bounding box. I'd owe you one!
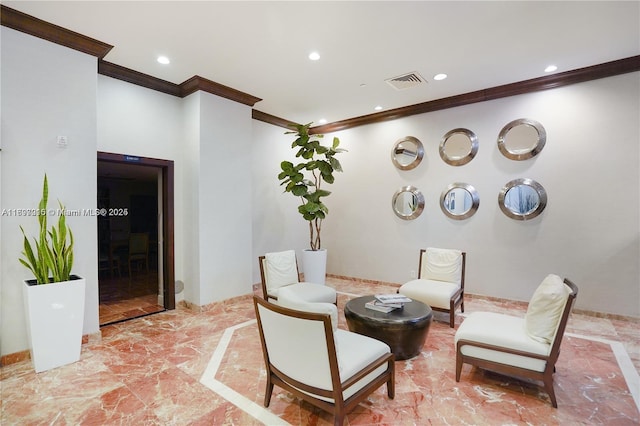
[97,152,175,326]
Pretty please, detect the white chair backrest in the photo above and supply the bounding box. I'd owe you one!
[420,247,463,285]
[256,302,334,390]
[525,274,573,344]
[263,250,299,291]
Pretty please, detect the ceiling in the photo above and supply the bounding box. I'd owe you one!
[5,1,640,126]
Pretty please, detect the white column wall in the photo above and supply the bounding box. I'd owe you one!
[252,73,640,318]
[1,28,99,355]
[181,93,201,304]
[197,92,253,304]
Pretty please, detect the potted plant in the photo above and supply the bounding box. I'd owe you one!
[20,174,85,372]
[278,123,346,284]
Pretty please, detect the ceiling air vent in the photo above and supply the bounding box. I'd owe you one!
[385,72,427,90]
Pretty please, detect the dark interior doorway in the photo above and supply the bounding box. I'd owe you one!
[97,152,175,326]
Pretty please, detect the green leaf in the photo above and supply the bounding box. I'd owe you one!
[280,161,294,172]
[317,160,332,174]
[291,185,308,196]
[329,157,343,172]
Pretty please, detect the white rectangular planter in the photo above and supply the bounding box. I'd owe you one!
[302,249,327,285]
[23,276,86,373]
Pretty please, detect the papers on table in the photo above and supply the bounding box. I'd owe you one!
[365,294,412,313]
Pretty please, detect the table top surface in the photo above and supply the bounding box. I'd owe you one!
[344,295,432,325]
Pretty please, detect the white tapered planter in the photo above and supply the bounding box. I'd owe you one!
[23,275,85,373]
[302,249,327,285]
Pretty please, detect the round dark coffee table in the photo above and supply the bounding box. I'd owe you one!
[344,295,433,360]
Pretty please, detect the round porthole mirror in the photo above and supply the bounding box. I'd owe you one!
[440,183,480,220]
[497,118,546,160]
[392,186,425,220]
[498,178,547,220]
[391,136,424,170]
[439,128,478,166]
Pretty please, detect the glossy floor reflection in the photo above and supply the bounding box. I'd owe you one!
[99,271,164,325]
[2,277,638,425]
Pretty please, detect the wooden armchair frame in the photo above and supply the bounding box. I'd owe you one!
[455,278,578,407]
[253,296,395,426]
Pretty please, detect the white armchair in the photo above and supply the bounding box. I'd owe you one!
[398,248,466,327]
[253,295,395,426]
[258,250,336,304]
[454,275,578,407]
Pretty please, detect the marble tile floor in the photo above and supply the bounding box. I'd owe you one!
[2,277,638,425]
[99,271,165,325]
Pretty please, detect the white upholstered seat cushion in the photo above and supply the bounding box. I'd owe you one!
[454,311,550,372]
[269,282,336,304]
[278,286,338,331]
[298,331,390,402]
[260,298,391,403]
[399,279,459,309]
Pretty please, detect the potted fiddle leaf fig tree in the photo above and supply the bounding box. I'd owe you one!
[20,174,85,373]
[278,123,346,284]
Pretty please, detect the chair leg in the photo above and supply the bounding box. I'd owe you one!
[455,354,463,382]
[543,372,558,408]
[449,310,455,328]
[263,377,274,407]
[387,361,395,398]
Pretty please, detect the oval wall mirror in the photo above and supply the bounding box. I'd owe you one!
[392,186,425,220]
[497,118,546,160]
[498,178,547,220]
[439,128,478,166]
[391,136,424,170]
[440,182,480,220]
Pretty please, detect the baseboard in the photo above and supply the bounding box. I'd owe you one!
[2,330,102,368]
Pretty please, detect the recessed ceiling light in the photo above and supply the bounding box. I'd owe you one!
[545,65,557,73]
[318,118,327,124]
[157,56,170,65]
[433,73,447,81]
[374,105,383,111]
[308,51,320,61]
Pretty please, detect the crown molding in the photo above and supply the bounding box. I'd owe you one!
[1,5,113,58]
[98,62,262,106]
[180,76,261,106]
[310,55,640,134]
[251,110,296,129]
[98,60,182,97]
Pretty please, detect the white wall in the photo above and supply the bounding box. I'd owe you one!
[252,73,640,318]
[1,28,99,355]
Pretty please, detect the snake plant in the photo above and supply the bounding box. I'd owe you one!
[19,174,74,284]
